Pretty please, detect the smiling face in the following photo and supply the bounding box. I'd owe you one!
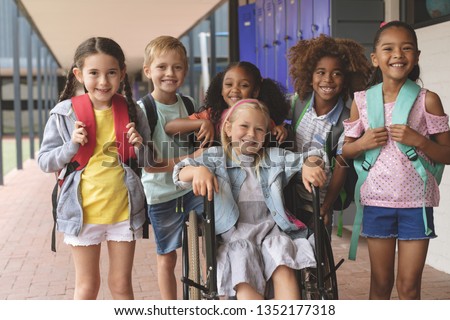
[144,50,187,103]
[311,56,345,108]
[73,53,124,109]
[371,26,420,83]
[224,106,268,156]
[221,67,259,108]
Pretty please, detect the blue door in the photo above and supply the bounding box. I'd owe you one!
[313,0,330,37]
[255,0,266,75]
[285,0,300,92]
[274,0,288,89]
[263,0,276,79]
[300,0,313,40]
[238,3,257,64]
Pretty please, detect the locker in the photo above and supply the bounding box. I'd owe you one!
[300,0,313,40]
[255,0,266,75]
[238,3,257,65]
[274,0,288,89]
[264,0,276,79]
[285,0,301,47]
[313,0,330,36]
[285,0,300,92]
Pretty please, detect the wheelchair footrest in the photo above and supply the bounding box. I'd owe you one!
[181,276,209,293]
[324,258,345,282]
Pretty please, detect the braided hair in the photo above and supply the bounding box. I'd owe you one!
[58,37,138,125]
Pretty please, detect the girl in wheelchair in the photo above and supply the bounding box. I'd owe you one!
[173,99,326,299]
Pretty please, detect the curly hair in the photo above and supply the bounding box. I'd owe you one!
[203,61,290,127]
[288,34,372,101]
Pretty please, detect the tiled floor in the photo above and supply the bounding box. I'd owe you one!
[1,159,449,300]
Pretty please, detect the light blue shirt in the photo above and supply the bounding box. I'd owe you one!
[138,94,194,205]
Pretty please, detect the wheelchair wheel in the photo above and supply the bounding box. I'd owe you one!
[182,210,201,300]
[181,198,218,300]
[188,210,201,300]
[299,223,339,299]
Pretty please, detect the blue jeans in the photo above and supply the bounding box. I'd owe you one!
[148,191,204,254]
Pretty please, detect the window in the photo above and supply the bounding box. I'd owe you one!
[403,0,450,28]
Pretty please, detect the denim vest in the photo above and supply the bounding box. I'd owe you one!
[173,146,324,236]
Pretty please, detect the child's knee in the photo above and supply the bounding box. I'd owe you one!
[157,251,177,270]
[108,276,132,295]
[396,277,421,299]
[272,265,296,282]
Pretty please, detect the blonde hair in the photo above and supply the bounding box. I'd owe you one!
[143,35,188,70]
[220,99,271,168]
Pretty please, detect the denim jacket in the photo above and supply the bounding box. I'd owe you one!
[173,147,325,236]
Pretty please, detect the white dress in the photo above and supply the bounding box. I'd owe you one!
[216,155,316,297]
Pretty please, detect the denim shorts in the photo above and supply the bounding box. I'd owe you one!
[148,191,204,254]
[361,206,437,240]
[64,220,143,246]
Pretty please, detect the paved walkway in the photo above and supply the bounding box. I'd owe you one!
[1,159,450,300]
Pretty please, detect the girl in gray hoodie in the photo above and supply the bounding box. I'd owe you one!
[38,37,153,300]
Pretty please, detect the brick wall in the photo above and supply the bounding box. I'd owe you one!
[416,21,450,274]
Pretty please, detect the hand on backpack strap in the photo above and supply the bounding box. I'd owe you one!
[358,127,389,151]
[389,124,424,148]
[72,121,88,146]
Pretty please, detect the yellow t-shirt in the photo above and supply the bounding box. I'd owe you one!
[80,107,129,224]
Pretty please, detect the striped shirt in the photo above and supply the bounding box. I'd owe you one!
[294,93,345,207]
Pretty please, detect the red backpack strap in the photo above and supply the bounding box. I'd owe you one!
[71,94,96,169]
[70,93,136,170]
[111,94,136,162]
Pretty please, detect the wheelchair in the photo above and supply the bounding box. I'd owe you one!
[180,182,343,300]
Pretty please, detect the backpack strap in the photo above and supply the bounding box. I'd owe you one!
[325,100,350,159]
[140,93,195,139]
[140,93,158,138]
[348,79,442,260]
[349,83,384,260]
[71,93,136,165]
[70,94,97,171]
[180,93,195,115]
[288,93,311,151]
[292,93,311,132]
[110,94,136,163]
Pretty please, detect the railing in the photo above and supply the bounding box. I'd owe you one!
[0,0,59,185]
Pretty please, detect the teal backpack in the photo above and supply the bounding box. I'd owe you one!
[349,79,445,260]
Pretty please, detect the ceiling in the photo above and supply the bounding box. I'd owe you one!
[20,0,226,76]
